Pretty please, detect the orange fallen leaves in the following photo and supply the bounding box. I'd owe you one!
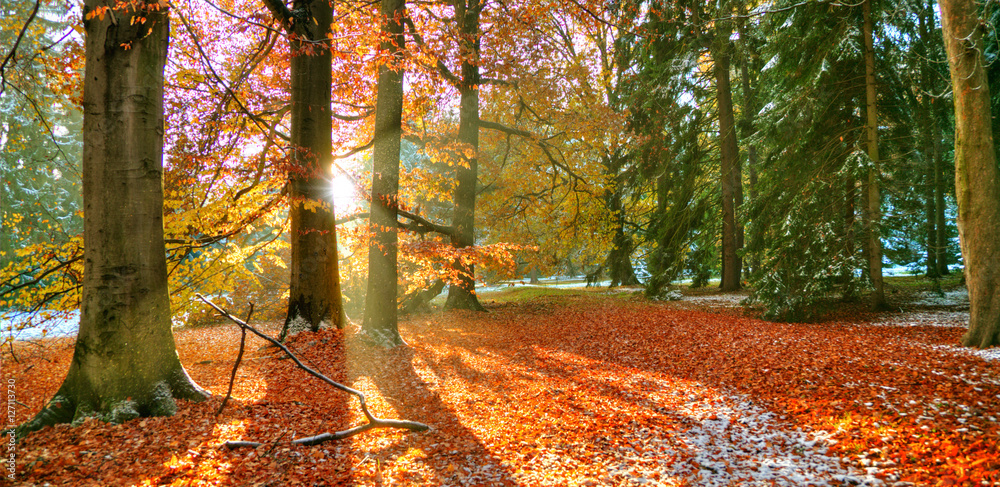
[1,292,998,486]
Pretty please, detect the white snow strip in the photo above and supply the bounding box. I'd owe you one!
[657,389,885,486]
[867,310,969,328]
[683,294,747,308]
[910,288,969,307]
[925,344,1000,363]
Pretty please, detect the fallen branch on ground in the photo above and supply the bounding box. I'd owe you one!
[195,294,431,447]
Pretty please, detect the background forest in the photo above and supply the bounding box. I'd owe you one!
[0,0,996,335]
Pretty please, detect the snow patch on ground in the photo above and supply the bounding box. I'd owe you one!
[868,310,969,328]
[910,288,969,307]
[1,309,79,340]
[659,388,884,486]
[683,293,747,308]
[926,344,1000,363]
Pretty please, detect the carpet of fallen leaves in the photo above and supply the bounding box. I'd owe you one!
[2,291,999,486]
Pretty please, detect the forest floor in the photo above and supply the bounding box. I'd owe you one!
[2,277,999,486]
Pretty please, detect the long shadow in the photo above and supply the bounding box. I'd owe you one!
[405,293,1000,483]
[344,332,519,485]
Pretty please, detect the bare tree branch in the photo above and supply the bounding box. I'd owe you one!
[0,0,40,96]
[196,295,431,447]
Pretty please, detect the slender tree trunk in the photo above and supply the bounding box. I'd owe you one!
[281,0,344,338]
[714,27,741,291]
[738,15,757,276]
[933,107,951,276]
[921,98,939,279]
[923,146,939,279]
[444,0,486,311]
[842,178,859,301]
[362,0,407,347]
[862,0,887,310]
[939,0,1000,348]
[21,2,208,434]
[918,6,939,279]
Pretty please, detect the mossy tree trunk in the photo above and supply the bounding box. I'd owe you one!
[363,0,407,347]
[939,0,1000,348]
[20,1,208,434]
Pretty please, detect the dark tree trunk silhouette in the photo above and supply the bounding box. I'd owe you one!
[862,0,887,310]
[274,0,345,338]
[714,23,742,292]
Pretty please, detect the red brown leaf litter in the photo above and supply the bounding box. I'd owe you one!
[2,292,998,486]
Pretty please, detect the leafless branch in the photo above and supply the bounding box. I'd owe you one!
[196,295,431,447]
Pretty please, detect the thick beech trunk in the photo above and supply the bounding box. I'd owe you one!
[281,0,344,337]
[862,0,887,310]
[363,0,407,347]
[714,29,742,292]
[939,0,1000,348]
[444,0,486,311]
[21,3,208,434]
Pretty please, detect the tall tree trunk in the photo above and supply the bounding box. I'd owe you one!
[281,0,344,338]
[714,27,742,291]
[444,0,486,311]
[738,14,757,277]
[605,153,639,288]
[862,0,887,310]
[933,106,951,276]
[924,150,939,278]
[939,0,1000,348]
[21,2,208,434]
[918,6,940,279]
[362,0,407,347]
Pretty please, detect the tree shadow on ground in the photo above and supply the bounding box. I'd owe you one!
[343,332,519,485]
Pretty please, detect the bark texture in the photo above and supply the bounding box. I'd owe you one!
[714,26,742,292]
[939,0,1000,348]
[21,2,208,434]
[444,0,486,311]
[862,0,887,310]
[363,0,407,347]
[281,0,344,338]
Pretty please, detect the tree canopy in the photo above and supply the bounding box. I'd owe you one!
[1,0,997,348]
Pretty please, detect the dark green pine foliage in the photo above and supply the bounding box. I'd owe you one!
[878,0,956,278]
[744,1,875,320]
[616,0,725,296]
[0,0,84,274]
